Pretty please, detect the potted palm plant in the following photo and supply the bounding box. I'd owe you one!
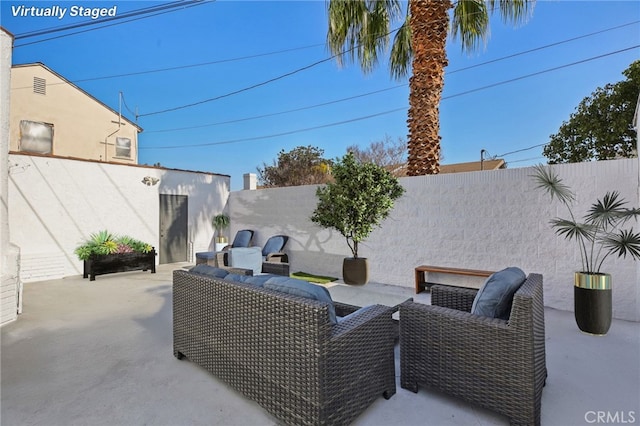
[212,214,230,252]
[311,152,405,284]
[532,165,640,335]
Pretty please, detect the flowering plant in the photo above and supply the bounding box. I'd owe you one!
[75,230,153,261]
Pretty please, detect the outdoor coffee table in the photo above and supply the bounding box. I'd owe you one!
[326,284,412,312]
[325,284,412,337]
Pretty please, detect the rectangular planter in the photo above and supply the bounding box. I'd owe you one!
[83,249,156,281]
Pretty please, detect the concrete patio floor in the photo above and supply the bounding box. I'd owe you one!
[2,263,639,426]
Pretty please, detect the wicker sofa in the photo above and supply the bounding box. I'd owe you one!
[172,269,396,426]
[399,273,546,426]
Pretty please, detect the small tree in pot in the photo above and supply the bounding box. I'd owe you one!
[311,152,405,284]
[213,214,230,243]
[532,164,640,334]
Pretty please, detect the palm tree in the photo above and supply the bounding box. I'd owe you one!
[327,0,534,176]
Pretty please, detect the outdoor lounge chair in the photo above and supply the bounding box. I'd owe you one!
[399,273,546,426]
[194,229,254,267]
[218,234,289,268]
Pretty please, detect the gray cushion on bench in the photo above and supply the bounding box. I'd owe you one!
[225,273,276,287]
[264,277,337,324]
[189,264,230,278]
[471,267,526,320]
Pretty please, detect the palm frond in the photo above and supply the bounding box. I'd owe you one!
[491,0,534,25]
[531,164,575,205]
[451,0,489,52]
[586,191,626,229]
[601,229,640,261]
[550,218,595,242]
[389,12,412,80]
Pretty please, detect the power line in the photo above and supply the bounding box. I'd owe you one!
[140,108,407,149]
[14,1,206,39]
[14,1,212,48]
[138,25,405,118]
[139,20,639,132]
[145,84,406,133]
[137,20,639,118]
[497,143,548,157]
[140,46,638,150]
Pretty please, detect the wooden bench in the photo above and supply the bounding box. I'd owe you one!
[414,265,495,294]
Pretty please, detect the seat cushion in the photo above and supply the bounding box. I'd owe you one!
[264,277,336,324]
[262,235,287,257]
[471,267,526,320]
[195,251,217,260]
[189,264,230,278]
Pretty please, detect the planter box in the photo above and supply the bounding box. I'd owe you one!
[83,249,156,281]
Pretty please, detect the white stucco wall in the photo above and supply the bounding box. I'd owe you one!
[8,154,229,282]
[230,159,639,322]
[1,27,20,326]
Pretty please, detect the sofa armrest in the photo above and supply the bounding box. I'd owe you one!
[431,284,478,312]
[334,301,361,318]
[265,252,288,263]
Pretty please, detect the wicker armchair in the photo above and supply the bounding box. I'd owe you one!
[173,270,396,425]
[399,273,546,426]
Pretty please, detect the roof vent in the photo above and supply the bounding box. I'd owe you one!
[33,77,46,95]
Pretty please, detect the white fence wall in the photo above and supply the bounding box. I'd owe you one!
[230,159,639,322]
[9,154,229,282]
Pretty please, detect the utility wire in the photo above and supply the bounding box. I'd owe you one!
[137,20,639,118]
[141,20,639,132]
[145,85,406,133]
[14,1,212,48]
[140,45,638,150]
[497,143,548,157]
[14,1,206,39]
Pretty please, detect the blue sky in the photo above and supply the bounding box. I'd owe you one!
[2,1,639,190]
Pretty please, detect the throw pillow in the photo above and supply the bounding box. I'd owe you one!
[189,264,230,279]
[263,277,336,324]
[471,267,526,320]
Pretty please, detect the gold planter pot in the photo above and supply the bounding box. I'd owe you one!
[574,272,612,335]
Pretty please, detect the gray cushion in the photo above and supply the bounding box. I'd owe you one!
[262,235,288,257]
[232,230,253,248]
[264,277,336,324]
[225,273,276,287]
[471,267,526,320]
[189,264,230,278]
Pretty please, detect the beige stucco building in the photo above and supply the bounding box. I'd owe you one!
[9,63,142,164]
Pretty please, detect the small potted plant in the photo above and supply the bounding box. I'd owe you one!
[75,230,155,281]
[532,165,640,334]
[212,214,230,252]
[311,152,405,284]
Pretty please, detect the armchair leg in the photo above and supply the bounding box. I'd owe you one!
[400,378,419,393]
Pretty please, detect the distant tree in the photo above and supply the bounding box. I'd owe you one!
[347,134,408,177]
[257,145,332,187]
[543,60,639,164]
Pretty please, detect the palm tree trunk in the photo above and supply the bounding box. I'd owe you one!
[407,0,452,176]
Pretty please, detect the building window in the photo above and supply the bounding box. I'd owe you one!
[33,77,46,95]
[19,120,53,154]
[115,137,131,158]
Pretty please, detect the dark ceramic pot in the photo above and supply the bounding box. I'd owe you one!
[343,257,369,285]
[574,272,611,335]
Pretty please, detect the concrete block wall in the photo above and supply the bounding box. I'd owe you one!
[8,154,229,282]
[230,159,639,321]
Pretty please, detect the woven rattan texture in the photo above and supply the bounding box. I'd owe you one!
[173,270,396,425]
[400,274,546,425]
